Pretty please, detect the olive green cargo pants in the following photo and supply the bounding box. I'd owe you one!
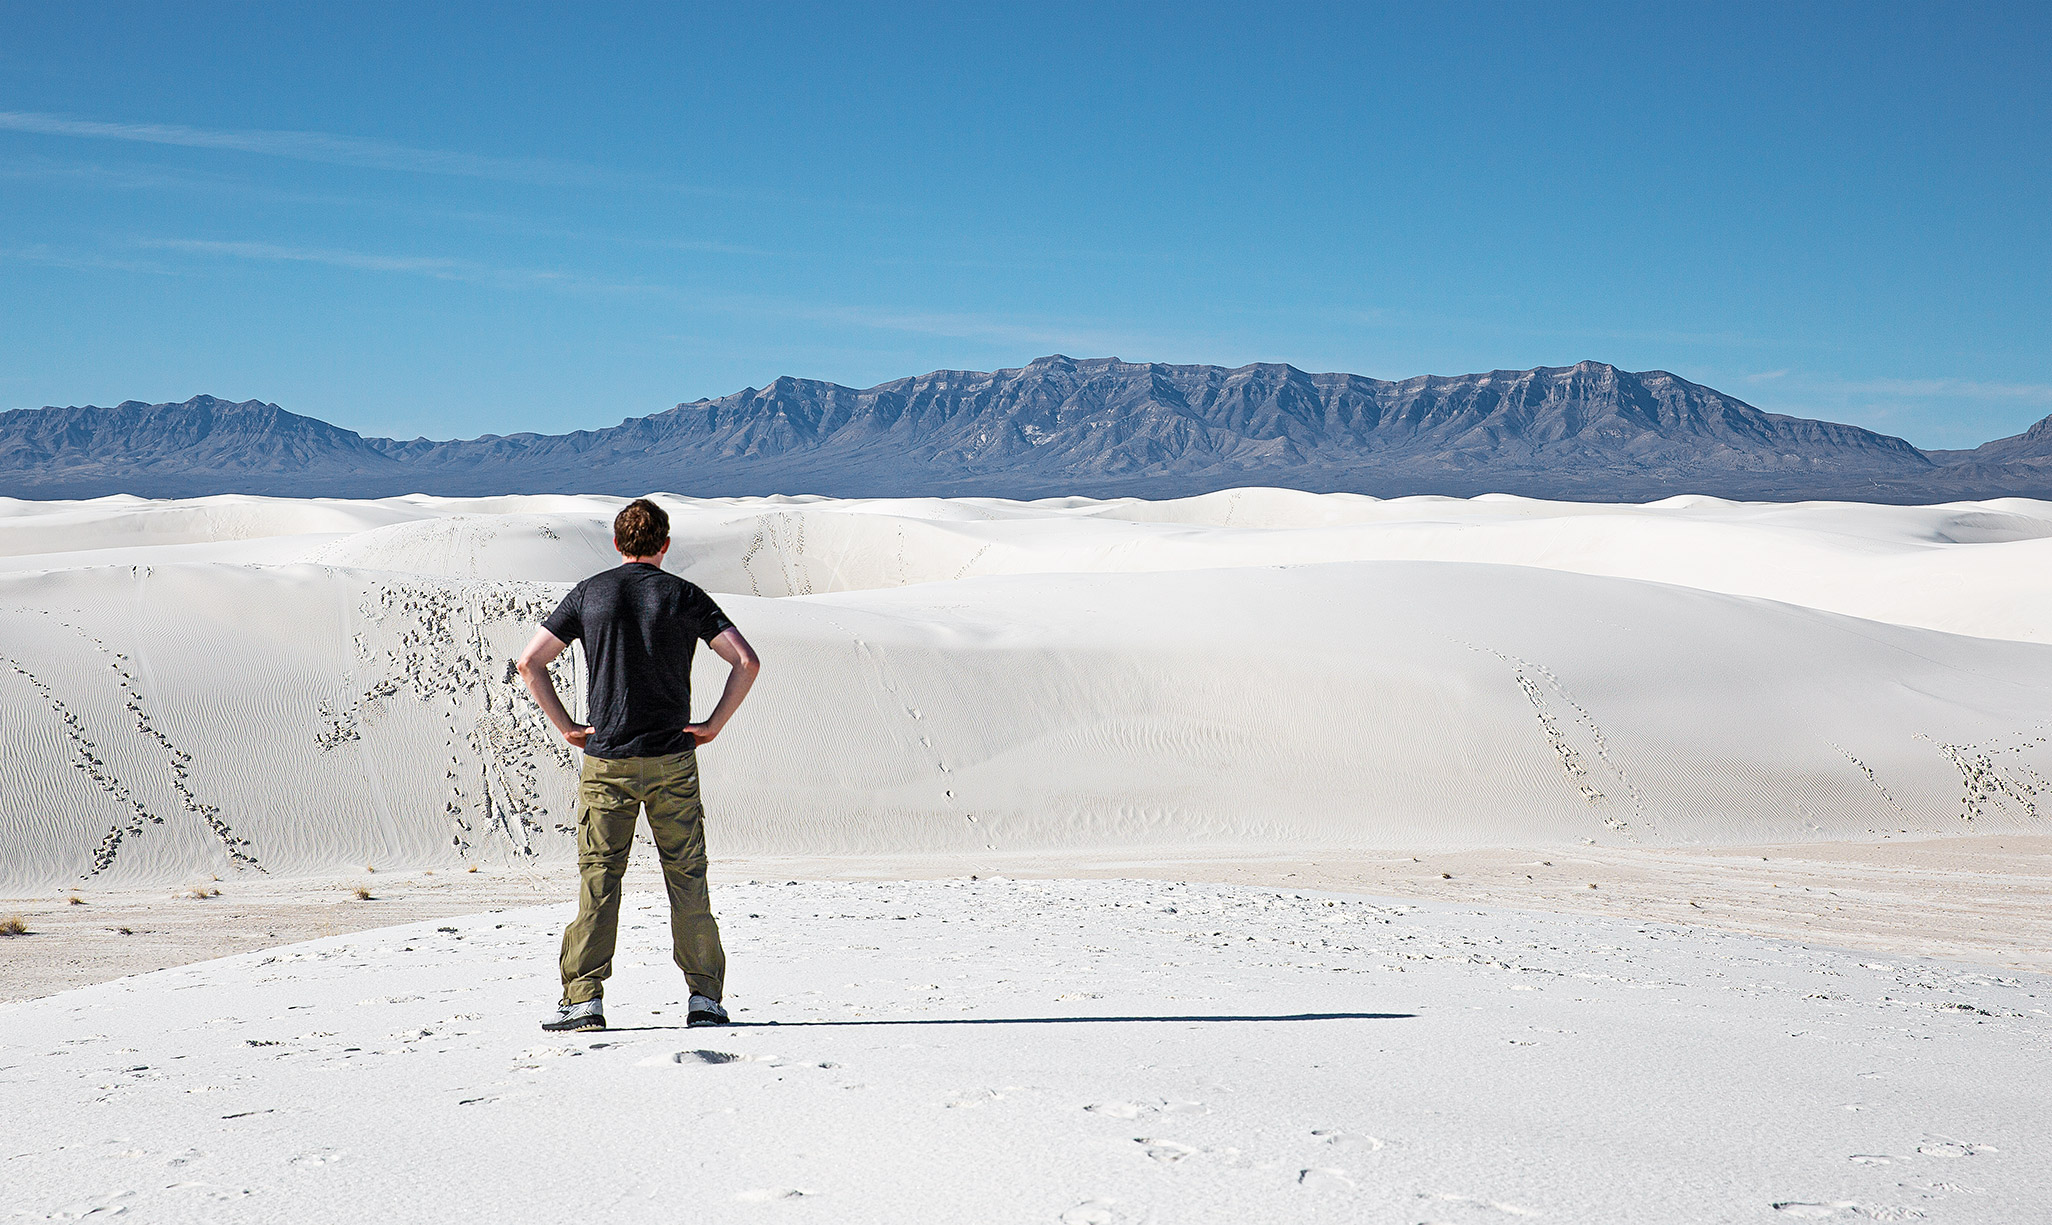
[558,749,725,1006]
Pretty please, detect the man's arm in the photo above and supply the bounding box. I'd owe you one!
[686,626,760,746]
[516,628,593,749]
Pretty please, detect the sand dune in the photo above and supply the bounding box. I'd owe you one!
[11,488,2047,635]
[2,491,2048,893]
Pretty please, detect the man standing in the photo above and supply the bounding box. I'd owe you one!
[516,498,760,1033]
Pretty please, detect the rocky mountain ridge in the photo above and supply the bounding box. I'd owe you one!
[4,358,2047,502]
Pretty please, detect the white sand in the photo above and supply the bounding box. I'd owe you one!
[3,491,2050,892]
[4,878,2046,1222]
[4,490,2049,1221]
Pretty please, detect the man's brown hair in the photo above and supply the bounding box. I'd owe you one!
[614,498,670,558]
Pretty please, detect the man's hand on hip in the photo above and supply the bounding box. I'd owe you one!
[564,725,593,749]
[685,723,717,747]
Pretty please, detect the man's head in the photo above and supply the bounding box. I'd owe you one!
[614,498,670,561]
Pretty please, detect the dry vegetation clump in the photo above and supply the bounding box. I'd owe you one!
[0,914,29,937]
[353,886,374,901]
[364,864,376,873]
[187,886,222,899]
[467,864,479,873]
[66,894,85,905]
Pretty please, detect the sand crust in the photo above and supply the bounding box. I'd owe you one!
[6,875,2044,1223]
[8,833,2049,1003]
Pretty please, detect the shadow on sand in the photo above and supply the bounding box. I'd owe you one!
[605,1011,1413,1031]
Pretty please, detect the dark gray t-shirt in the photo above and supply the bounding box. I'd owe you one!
[542,563,735,759]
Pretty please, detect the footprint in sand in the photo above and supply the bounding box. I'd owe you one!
[944,1086,1025,1108]
[642,1049,758,1066]
[732,1187,811,1202]
[1311,1128,1384,1152]
[1134,1138,1197,1164]
[1084,1099,1206,1119]
[1917,1139,1996,1158]
[1771,1204,1864,1220]
[1297,1167,1355,1191]
[1059,1201,1137,1225]
[1421,1190,1540,1216]
[45,1189,136,1219]
[165,1181,251,1201]
[1774,1204,1928,1221]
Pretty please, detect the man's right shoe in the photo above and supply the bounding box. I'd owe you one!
[687,994,729,1027]
[542,998,606,1032]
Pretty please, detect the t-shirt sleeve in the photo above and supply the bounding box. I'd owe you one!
[541,584,584,644]
[685,584,735,642]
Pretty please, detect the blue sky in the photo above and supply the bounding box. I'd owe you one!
[1,1,2046,448]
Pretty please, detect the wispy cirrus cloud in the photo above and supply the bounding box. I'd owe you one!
[782,302,1152,353]
[131,236,1135,352]
[1717,369,2052,406]
[1716,368,2052,448]
[0,110,584,183]
[136,237,658,295]
[145,238,463,275]
[1827,376,2052,403]
[0,110,862,209]
[0,243,179,275]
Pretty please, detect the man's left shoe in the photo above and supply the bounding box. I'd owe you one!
[687,994,729,1027]
[542,998,606,1032]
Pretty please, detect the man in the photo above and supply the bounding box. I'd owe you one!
[516,497,760,1033]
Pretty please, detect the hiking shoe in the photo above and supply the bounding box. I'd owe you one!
[687,994,729,1027]
[542,998,606,1032]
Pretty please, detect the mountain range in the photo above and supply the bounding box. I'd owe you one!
[4,357,2049,502]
